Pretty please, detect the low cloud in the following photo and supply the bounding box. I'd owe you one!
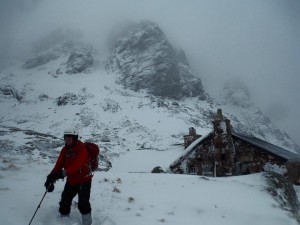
[1,0,299,146]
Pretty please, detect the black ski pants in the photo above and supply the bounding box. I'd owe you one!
[59,180,92,215]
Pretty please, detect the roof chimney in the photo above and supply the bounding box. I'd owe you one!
[216,108,223,120]
[183,127,201,149]
[212,108,235,175]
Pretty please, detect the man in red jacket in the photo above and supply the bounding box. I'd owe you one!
[45,128,92,225]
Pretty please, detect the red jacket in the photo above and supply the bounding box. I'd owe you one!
[51,140,92,185]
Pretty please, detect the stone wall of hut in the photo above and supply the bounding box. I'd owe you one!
[233,139,286,175]
[171,136,288,178]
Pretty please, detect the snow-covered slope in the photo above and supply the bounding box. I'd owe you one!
[1,154,300,225]
[0,23,299,166]
[1,22,300,225]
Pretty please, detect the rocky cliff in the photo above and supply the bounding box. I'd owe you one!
[107,21,207,100]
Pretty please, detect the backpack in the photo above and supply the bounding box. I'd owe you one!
[84,142,100,173]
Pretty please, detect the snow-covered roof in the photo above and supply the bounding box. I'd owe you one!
[170,130,300,169]
[233,133,300,162]
[169,131,214,168]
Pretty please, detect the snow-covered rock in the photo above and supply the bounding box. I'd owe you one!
[0,84,23,102]
[66,51,94,74]
[107,21,206,100]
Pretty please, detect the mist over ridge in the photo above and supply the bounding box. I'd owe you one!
[0,0,299,148]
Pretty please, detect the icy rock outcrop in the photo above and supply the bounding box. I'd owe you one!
[56,92,90,106]
[107,21,206,100]
[66,51,94,74]
[0,84,22,102]
[265,172,300,222]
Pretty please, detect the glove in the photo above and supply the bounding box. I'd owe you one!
[44,170,65,191]
[44,176,55,192]
[45,182,55,192]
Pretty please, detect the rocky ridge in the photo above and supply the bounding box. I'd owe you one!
[107,21,207,100]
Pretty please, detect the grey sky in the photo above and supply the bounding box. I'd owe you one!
[1,0,299,146]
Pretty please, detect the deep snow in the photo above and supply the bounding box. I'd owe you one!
[1,151,299,225]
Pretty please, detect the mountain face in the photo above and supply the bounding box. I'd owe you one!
[216,77,299,152]
[221,78,252,108]
[0,22,299,170]
[107,21,206,100]
[23,29,95,75]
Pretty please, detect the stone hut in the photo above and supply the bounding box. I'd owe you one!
[170,109,300,183]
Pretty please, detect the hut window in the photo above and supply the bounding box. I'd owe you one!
[202,163,213,176]
[189,166,197,174]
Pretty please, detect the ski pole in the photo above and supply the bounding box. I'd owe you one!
[28,188,49,225]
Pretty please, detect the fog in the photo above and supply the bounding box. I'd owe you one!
[1,0,299,146]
